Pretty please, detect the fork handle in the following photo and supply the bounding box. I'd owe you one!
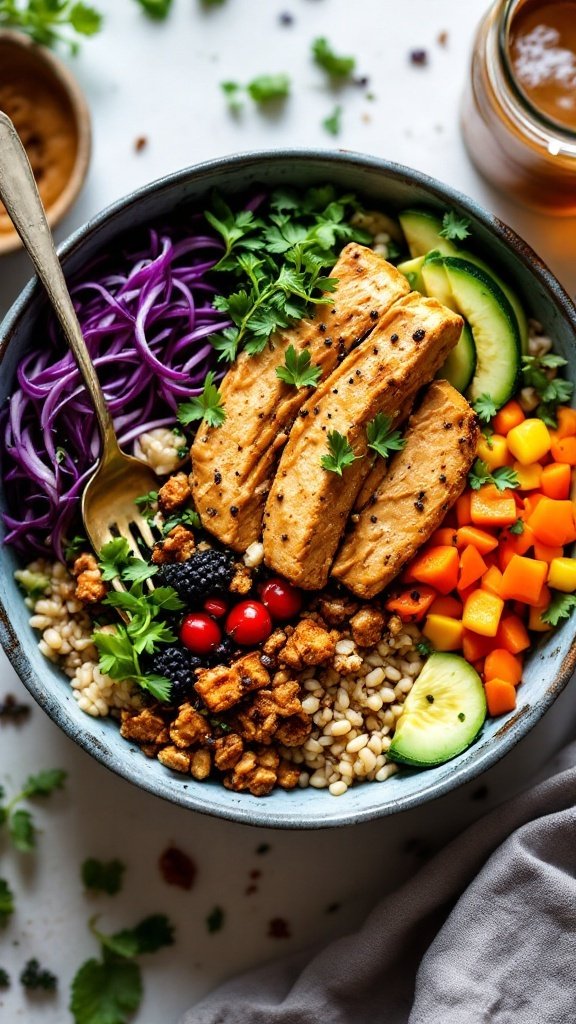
[0,112,120,457]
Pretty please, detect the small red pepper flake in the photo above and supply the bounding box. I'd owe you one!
[245,884,258,896]
[158,846,197,890]
[249,869,262,880]
[134,136,148,152]
[268,917,291,939]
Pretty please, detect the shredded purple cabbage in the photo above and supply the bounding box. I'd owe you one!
[2,220,231,560]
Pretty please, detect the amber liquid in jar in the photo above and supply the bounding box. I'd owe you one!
[462,0,576,214]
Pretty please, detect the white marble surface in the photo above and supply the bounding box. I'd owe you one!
[1,1,576,1020]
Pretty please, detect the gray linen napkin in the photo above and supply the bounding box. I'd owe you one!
[182,742,576,1024]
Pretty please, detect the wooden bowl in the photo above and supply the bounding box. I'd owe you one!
[0,30,91,255]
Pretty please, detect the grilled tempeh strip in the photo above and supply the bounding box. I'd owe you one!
[262,294,464,589]
[190,245,410,551]
[332,380,479,598]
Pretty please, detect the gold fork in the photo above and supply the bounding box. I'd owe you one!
[0,112,159,563]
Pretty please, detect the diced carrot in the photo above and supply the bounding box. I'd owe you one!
[470,485,517,528]
[409,545,459,595]
[533,540,564,563]
[496,614,531,654]
[521,492,546,519]
[384,585,437,622]
[462,629,496,661]
[484,649,523,686]
[556,407,576,439]
[498,524,535,571]
[458,545,488,591]
[456,525,498,554]
[462,589,504,637]
[528,603,553,632]
[472,659,485,676]
[477,434,511,470]
[429,595,463,617]
[482,564,505,597]
[492,400,525,436]
[485,678,517,716]
[529,497,576,546]
[423,615,463,652]
[456,492,472,526]
[513,461,542,490]
[428,527,458,547]
[500,554,548,606]
[551,436,576,466]
[541,462,571,500]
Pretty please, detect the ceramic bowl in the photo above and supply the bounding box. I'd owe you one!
[0,30,91,255]
[1,150,575,828]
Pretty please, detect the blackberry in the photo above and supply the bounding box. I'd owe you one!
[207,637,235,665]
[150,646,201,704]
[158,549,234,605]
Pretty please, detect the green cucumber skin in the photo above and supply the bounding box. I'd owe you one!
[437,321,477,394]
[388,723,485,769]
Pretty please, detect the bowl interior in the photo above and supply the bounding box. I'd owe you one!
[1,150,575,828]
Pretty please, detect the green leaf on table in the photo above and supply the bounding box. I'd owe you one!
[247,74,290,103]
[70,957,142,1024]
[9,809,35,852]
[322,105,342,136]
[22,769,67,799]
[0,878,14,928]
[312,37,356,77]
[133,0,173,19]
[82,859,126,897]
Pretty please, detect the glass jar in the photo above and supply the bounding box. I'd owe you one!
[461,0,576,215]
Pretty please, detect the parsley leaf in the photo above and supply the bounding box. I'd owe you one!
[322,105,342,136]
[320,431,359,475]
[439,211,471,241]
[82,859,126,896]
[177,372,226,429]
[0,0,103,52]
[312,36,356,77]
[100,915,175,958]
[206,906,225,933]
[133,0,172,19]
[98,538,132,581]
[509,519,525,535]
[415,639,434,657]
[162,508,202,535]
[468,459,519,492]
[366,414,406,460]
[9,810,35,853]
[275,345,322,389]
[473,393,498,423]
[21,769,67,799]
[0,879,14,928]
[521,353,574,426]
[248,74,290,103]
[541,592,576,627]
[134,491,158,522]
[70,957,142,1024]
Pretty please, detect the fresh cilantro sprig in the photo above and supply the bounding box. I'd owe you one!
[320,431,359,476]
[70,914,174,1024]
[221,74,291,111]
[275,344,322,389]
[0,879,14,928]
[82,859,126,896]
[162,507,202,535]
[206,188,370,361]
[366,414,406,460]
[0,0,102,52]
[133,0,172,18]
[473,393,498,424]
[177,372,226,429]
[468,459,519,492]
[542,592,576,627]
[521,353,574,426]
[439,211,471,241]
[0,771,67,853]
[134,490,158,523]
[93,540,183,701]
[312,36,356,77]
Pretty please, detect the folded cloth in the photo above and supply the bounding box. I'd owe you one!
[181,740,576,1024]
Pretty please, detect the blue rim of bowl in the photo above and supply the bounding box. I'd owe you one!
[1,148,576,829]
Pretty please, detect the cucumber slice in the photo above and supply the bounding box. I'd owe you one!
[397,255,427,294]
[421,259,456,310]
[388,653,486,768]
[437,322,477,393]
[440,256,521,409]
[398,209,529,352]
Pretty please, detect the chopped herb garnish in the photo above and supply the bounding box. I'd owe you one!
[0,770,66,853]
[521,353,574,427]
[275,344,322,389]
[366,413,406,460]
[473,393,498,423]
[439,211,471,241]
[458,712,466,722]
[177,372,226,429]
[322,105,342,136]
[206,906,225,933]
[312,36,356,77]
[70,914,174,1024]
[415,639,434,657]
[20,958,57,991]
[320,430,359,476]
[82,858,126,896]
[64,535,88,561]
[541,592,576,627]
[248,74,290,103]
[0,878,14,928]
[134,490,158,522]
[0,967,9,988]
[509,519,525,535]
[133,0,172,18]
[162,508,202,535]
[468,459,519,492]
[0,0,102,51]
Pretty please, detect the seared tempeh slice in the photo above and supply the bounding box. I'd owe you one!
[190,245,410,551]
[332,380,479,598]
[262,294,464,589]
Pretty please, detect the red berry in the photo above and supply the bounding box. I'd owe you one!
[180,613,222,655]
[260,577,303,621]
[203,597,228,618]
[225,600,272,646]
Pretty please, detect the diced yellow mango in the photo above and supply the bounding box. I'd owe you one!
[423,614,464,652]
[513,461,542,490]
[547,557,576,593]
[528,605,553,632]
[476,434,510,470]
[507,419,551,466]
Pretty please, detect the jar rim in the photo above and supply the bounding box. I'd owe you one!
[498,0,576,141]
